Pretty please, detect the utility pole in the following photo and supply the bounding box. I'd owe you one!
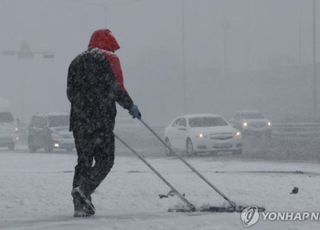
[221,18,231,75]
[313,0,317,117]
[80,0,147,26]
[181,0,187,114]
[103,5,108,26]
[298,0,302,65]
[247,0,252,71]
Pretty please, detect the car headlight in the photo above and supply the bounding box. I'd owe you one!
[267,121,272,127]
[234,131,241,139]
[196,133,207,138]
[242,122,248,128]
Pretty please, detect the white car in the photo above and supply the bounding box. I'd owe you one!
[164,114,242,155]
[0,111,18,150]
[230,110,272,137]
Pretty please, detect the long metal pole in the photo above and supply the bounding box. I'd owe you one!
[313,0,317,116]
[139,119,236,208]
[115,134,196,211]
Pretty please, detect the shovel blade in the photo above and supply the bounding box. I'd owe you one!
[200,205,265,213]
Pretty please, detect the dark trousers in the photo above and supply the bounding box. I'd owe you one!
[72,127,115,197]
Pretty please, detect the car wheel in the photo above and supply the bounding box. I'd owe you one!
[8,143,15,151]
[28,145,36,153]
[165,138,173,156]
[232,149,242,155]
[211,151,218,156]
[28,138,37,153]
[186,138,195,156]
[45,145,53,153]
[45,140,53,153]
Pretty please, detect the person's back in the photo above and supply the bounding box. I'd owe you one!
[68,48,119,131]
[67,28,141,217]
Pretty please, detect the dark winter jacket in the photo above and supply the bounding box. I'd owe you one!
[67,29,133,132]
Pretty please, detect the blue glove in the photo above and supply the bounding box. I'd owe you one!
[129,104,141,120]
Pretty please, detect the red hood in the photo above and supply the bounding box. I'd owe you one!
[88,29,120,52]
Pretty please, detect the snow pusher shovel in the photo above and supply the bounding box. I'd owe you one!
[138,119,265,213]
[115,134,196,212]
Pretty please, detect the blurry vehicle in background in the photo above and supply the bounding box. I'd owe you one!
[164,114,242,156]
[28,113,75,153]
[230,110,272,137]
[15,118,28,143]
[0,111,18,150]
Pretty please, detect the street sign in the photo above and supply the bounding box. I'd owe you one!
[17,40,34,59]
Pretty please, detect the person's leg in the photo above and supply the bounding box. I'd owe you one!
[71,128,115,216]
[84,130,115,195]
[72,129,94,190]
[72,128,95,216]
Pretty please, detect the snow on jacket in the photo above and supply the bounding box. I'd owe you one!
[67,29,133,132]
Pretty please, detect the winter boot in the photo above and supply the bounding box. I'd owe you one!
[72,186,95,217]
[73,196,88,217]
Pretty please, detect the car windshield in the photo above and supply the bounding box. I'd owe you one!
[48,115,69,127]
[241,113,264,119]
[189,117,228,127]
[0,112,14,123]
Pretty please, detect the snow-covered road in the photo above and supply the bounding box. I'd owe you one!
[1,148,320,230]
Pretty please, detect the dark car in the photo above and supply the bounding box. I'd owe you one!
[230,110,272,137]
[28,113,75,152]
[0,111,18,150]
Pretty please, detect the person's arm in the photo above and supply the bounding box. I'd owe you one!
[106,53,141,119]
[67,60,76,103]
[106,53,134,110]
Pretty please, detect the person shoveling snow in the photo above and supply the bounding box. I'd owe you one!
[67,28,141,217]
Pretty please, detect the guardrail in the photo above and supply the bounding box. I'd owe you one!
[272,122,320,139]
[115,122,320,141]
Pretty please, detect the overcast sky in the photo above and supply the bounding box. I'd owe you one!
[0,0,319,124]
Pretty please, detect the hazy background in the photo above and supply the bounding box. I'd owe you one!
[0,0,319,125]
